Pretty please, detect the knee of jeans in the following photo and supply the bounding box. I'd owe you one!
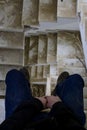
[5,69,20,82]
[72,74,84,86]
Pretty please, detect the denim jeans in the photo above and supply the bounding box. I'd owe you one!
[5,69,32,119]
[5,69,86,126]
[55,74,86,125]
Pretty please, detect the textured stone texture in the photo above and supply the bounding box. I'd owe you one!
[24,31,87,99]
[0,0,23,28]
[0,81,5,96]
[0,30,24,97]
[81,4,87,24]
[29,36,38,64]
[0,65,21,81]
[0,49,23,65]
[39,0,57,22]
[22,0,39,26]
[38,34,47,63]
[58,0,76,18]
[47,33,57,63]
[0,31,24,49]
[57,31,83,59]
[77,0,87,13]
[32,84,46,97]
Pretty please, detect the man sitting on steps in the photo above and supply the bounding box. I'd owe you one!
[0,67,86,130]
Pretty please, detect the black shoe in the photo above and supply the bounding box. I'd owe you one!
[57,71,69,85]
[52,71,69,95]
[19,67,30,82]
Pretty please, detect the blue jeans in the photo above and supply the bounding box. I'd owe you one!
[5,69,32,119]
[5,69,86,126]
[55,74,86,125]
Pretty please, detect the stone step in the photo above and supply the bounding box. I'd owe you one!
[22,0,58,26]
[29,35,38,64]
[77,0,87,13]
[0,0,79,28]
[0,30,24,49]
[0,48,23,65]
[80,4,87,25]
[30,64,54,81]
[57,58,85,68]
[47,33,57,63]
[26,33,58,64]
[57,31,83,59]
[22,0,39,26]
[31,84,46,97]
[0,0,23,28]
[38,34,47,64]
[39,0,57,22]
[30,64,87,87]
[0,65,22,81]
[30,63,59,82]
[57,0,77,18]
[25,31,84,65]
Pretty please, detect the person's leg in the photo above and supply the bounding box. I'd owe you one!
[5,69,32,119]
[55,74,86,126]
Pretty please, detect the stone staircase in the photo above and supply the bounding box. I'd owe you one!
[25,31,86,94]
[0,0,87,128]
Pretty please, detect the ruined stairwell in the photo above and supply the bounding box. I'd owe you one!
[0,0,87,128]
